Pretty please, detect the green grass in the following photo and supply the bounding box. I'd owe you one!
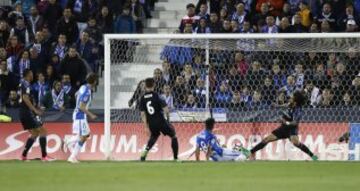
[0,161,359,191]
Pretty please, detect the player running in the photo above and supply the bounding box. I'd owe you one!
[139,78,179,161]
[250,90,318,161]
[20,69,54,161]
[64,73,98,163]
[195,118,250,162]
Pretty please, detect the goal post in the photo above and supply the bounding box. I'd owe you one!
[104,33,360,161]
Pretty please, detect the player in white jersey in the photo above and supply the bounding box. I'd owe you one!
[63,73,98,163]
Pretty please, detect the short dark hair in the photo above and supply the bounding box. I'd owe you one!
[86,73,98,84]
[205,118,215,131]
[293,90,307,106]
[145,78,155,88]
[23,69,32,78]
[186,3,195,9]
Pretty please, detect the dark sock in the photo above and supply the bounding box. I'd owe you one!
[22,137,36,157]
[171,137,179,160]
[250,141,268,154]
[295,143,314,157]
[145,135,159,151]
[39,136,47,157]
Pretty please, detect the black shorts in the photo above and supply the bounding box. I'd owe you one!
[272,124,298,139]
[149,121,176,137]
[20,110,43,130]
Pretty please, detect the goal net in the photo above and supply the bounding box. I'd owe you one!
[104,34,360,161]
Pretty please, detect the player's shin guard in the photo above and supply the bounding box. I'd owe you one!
[295,143,314,157]
[39,136,47,157]
[70,141,84,159]
[250,141,268,154]
[171,137,179,160]
[22,137,36,157]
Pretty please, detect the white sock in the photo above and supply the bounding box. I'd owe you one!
[66,135,79,148]
[69,141,84,159]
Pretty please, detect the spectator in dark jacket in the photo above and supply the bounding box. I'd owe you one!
[60,47,87,88]
[10,16,32,46]
[252,3,270,31]
[44,0,64,34]
[5,90,19,108]
[27,6,44,36]
[293,13,307,33]
[0,20,10,47]
[84,17,102,44]
[28,32,48,68]
[130,0,145,33]
[76,31,98,72]
[315,3,337,31]
[96,5,113,34]
[208,12,222,33]
[0,60,17,105]
[56,8,79,44]
[279,17,294,33]
[29,47,45,75]
[114,7,136,33]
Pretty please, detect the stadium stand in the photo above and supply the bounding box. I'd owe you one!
[1,0,360,115]
[0,0,156,114]
[156,0,360,110]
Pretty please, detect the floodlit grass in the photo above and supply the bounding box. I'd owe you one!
[0,161,359,191]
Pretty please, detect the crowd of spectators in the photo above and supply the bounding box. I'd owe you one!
[178,0,360,34]
[146,50,360,110]
[129,0,360,111]
[0,0,154,113]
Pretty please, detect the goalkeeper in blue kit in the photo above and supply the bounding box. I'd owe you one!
[250,91,318,161]
[195,118,250,161]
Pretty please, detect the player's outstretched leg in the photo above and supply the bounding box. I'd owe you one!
[22,129,39,161]
[290,136,318,161]
[141,134,160,161]
[171,136,179,160]
[250,134,278,160]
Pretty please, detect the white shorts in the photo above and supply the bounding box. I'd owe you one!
[211,148,247,162]
[72,119,90,136]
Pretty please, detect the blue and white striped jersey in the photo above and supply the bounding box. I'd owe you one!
[73,84,92,120]
[196,130,223,156]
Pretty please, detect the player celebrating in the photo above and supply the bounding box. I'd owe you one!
[250,90,318,161]
[20,69,54,161]
[139,78,179,161]
[195,118,250,162]
[65,73,98,163]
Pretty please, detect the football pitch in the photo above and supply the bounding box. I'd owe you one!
[0,161,359,191]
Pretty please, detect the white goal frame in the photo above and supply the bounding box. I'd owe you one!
[103,33,360,160]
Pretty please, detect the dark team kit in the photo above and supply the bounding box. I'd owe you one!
[139,78,179,161]
[19,80,43,130]
[140,91,176,138]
